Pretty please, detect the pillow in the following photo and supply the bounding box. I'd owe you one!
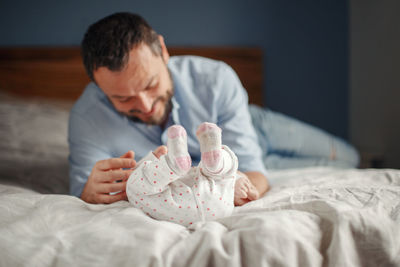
[0,92,72,194]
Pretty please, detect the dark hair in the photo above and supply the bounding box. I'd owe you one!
[81,12,162,81]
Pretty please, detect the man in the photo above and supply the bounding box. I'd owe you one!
[69,12,269,205]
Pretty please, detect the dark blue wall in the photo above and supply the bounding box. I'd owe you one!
[0,0,349,138]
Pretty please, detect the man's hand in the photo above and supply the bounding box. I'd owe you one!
[234,171,269,206]
[81,151,136,204]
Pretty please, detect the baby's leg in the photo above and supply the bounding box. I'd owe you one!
[189,123,239,221]
[196,122,238,178]
[127,163,201,226]
[126,152,196,224]
[194,171,236,221]
[165,125,192,176]
[128,125,192,200]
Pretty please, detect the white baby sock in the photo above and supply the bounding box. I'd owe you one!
[196,122,223,172]
[166,125,192,175]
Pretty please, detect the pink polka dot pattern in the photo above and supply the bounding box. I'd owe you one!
[126,143,238,227]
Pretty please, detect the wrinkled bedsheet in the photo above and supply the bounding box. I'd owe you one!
[1,167,399,267]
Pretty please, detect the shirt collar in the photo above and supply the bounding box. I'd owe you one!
[170,96,181,125]
[161,96,181,145]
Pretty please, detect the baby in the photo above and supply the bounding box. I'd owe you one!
[126,122,238,226]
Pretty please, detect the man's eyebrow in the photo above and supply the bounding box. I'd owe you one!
[111,95,130,99]
[144,74,157,89]
[111,74,157,98]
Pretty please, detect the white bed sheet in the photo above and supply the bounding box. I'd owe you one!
[1,167,399,267]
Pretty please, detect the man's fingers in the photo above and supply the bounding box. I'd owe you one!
[120,150,135,159]
[98,169,133,183]
[98,181,127,194]
[97,158,136,171]
[97,191,128,204]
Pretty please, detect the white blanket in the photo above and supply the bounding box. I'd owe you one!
[1,167,399,267]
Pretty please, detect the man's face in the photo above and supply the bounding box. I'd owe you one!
[93,43,173,125]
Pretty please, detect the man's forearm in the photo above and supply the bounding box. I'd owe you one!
[244,171,270,197]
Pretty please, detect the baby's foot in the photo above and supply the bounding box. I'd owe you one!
[196,122,222,172]
[166,125,192,175]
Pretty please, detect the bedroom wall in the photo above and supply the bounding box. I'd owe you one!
[0,0,349,138]
[350,0,400,168]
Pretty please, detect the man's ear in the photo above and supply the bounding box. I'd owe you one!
[158,35,170,64]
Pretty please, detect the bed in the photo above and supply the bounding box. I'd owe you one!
[0,47,399,267]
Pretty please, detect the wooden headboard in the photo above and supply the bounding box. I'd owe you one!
[0,47,263,106]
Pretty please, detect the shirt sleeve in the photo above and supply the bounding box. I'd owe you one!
[68,110,112,197]
[215,63,268,177]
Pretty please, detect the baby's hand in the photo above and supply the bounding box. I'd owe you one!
[234,172,260,206]
[153,145,168,159]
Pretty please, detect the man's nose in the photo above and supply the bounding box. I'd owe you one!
[136,92,152,113]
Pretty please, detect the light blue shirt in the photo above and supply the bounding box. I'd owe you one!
[68,56,267,197]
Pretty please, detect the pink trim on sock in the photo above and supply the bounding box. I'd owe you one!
[196,122,221,135]
[167,125,186,139]
[202,150,221,169]
[175,156,192,172]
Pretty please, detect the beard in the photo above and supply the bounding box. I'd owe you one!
[127,88,173,125]
[127,67,175,126]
